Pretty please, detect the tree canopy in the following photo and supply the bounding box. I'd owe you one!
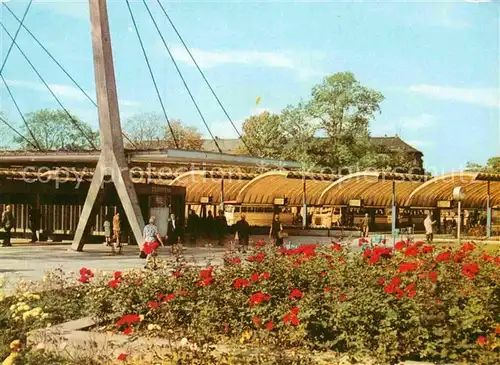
[13,109,99,150]
[239,72,418,172]
[123,112,203,150]
[466,157,500,174]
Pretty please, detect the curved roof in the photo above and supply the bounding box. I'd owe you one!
[236,171,339,206]
[169,171,255,204]
[318,172,424,207]
[405,172,500,208]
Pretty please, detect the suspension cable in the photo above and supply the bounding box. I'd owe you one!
[1,75,42,150]
[0,0,32,75]
[0,115,38,149]
[143,0,222,154]
[2,3,138,150]
[125,0,179,149]
[0,21,97,149]
[156,0,253,155]
[0,0,41,150]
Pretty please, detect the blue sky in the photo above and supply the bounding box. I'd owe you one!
[0,0,498,173]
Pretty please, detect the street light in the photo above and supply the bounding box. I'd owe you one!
[452,186,466,243]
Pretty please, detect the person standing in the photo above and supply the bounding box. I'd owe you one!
[112,212,122,254]
[186,209,199,245]
[29,205,41,243]
[362,213,370,237]
[215,210,227,246]
[424,213,436,244]
[205,210,214,239]
[1,205,14,247]
[167,213,180,252]
[235,214,250,253]
[103,215,112,247]
[269,214,284,247]
[143,216,164,269]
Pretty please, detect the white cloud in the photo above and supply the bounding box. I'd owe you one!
[4,79,89,102]
[169,45,324,81]
[400,113,438,131]
[408,84,499,108]
[33,0,89,20]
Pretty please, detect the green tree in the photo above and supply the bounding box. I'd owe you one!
[306,72,384,168]
[466,157,500,173]
[124,112,203,150]
[236,111,289,158]
[14,109,98,150]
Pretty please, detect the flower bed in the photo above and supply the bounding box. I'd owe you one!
[2,241,499,364]
[78,241,499,364]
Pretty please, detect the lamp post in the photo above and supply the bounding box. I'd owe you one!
[452,187,466,244]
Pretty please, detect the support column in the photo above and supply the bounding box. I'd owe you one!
[302,174,307,229]
[391,180,397,241]
[220,175,225,212]
[457,201,462,244]
[72,0,145,251]
[486,180,492,237]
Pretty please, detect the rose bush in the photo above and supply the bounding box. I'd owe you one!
[79,241,499,364]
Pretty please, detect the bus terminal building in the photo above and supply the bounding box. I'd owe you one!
[1,150,499,243]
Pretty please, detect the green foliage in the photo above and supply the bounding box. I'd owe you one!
[123,112,203,150]
[13,109,99,150]
[466,157,500,174]
[240,72,418,171]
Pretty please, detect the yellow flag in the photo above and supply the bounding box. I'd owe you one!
[255,96,261,106]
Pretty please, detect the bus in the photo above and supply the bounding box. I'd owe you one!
[224,205,294,227]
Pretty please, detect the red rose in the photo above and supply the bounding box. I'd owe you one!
[429,271,438,282]
[266,320,275,330]
[113,271,122,280]
[324,287,331,293]
[246,252,266,263]
[123,327,133,335]
[436,251,451,262]
[403,245,419,257]
[398,262,419,272]
[421,246,433,254]
[404,282,417,297]
[108,279,120,289]
[462,263,479,279]
[148,301,160,309]
[477,336,487,346]
[234,278,250,290]
[339,294,346,302]
[460,242,475,252]
[172,271,182,278]
[332,243,342,252]
[117,353,128,361]
[255,239,266,247]
[231,257,242,264]
[115,314,141,328]
[163,293,176,302]
[260,272,271,280]
[249,291,271,307]
[252,316,262,328]
[251,272,260,282]
[377,277,385,285]
[289,289,303,300]
[394,241,406,251]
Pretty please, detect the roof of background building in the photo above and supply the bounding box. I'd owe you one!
[202,135,422,155]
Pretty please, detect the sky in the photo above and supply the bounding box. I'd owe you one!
[0,0,498,174]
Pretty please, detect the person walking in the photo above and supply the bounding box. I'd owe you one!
[269,214,284,247]
[1,205,14,247]
[143,216,164,269]
[112,212,122,254]
[362,213,370,238]
[424,213,436,244]
[235,214,250,253]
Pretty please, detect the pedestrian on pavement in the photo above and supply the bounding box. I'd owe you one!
[205,210,214,239]
[29,204,41,243]
[112,212,122,254]
[143,216,164,269]
[362,213,370,238]
[103,214,112,247]
[269,214,284,247]
[424,213,436,244]
[235,214,250,253]
[186,209,199,245]
[167,213,180,253]
[1,205,14,247]
[215,210,227,246]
